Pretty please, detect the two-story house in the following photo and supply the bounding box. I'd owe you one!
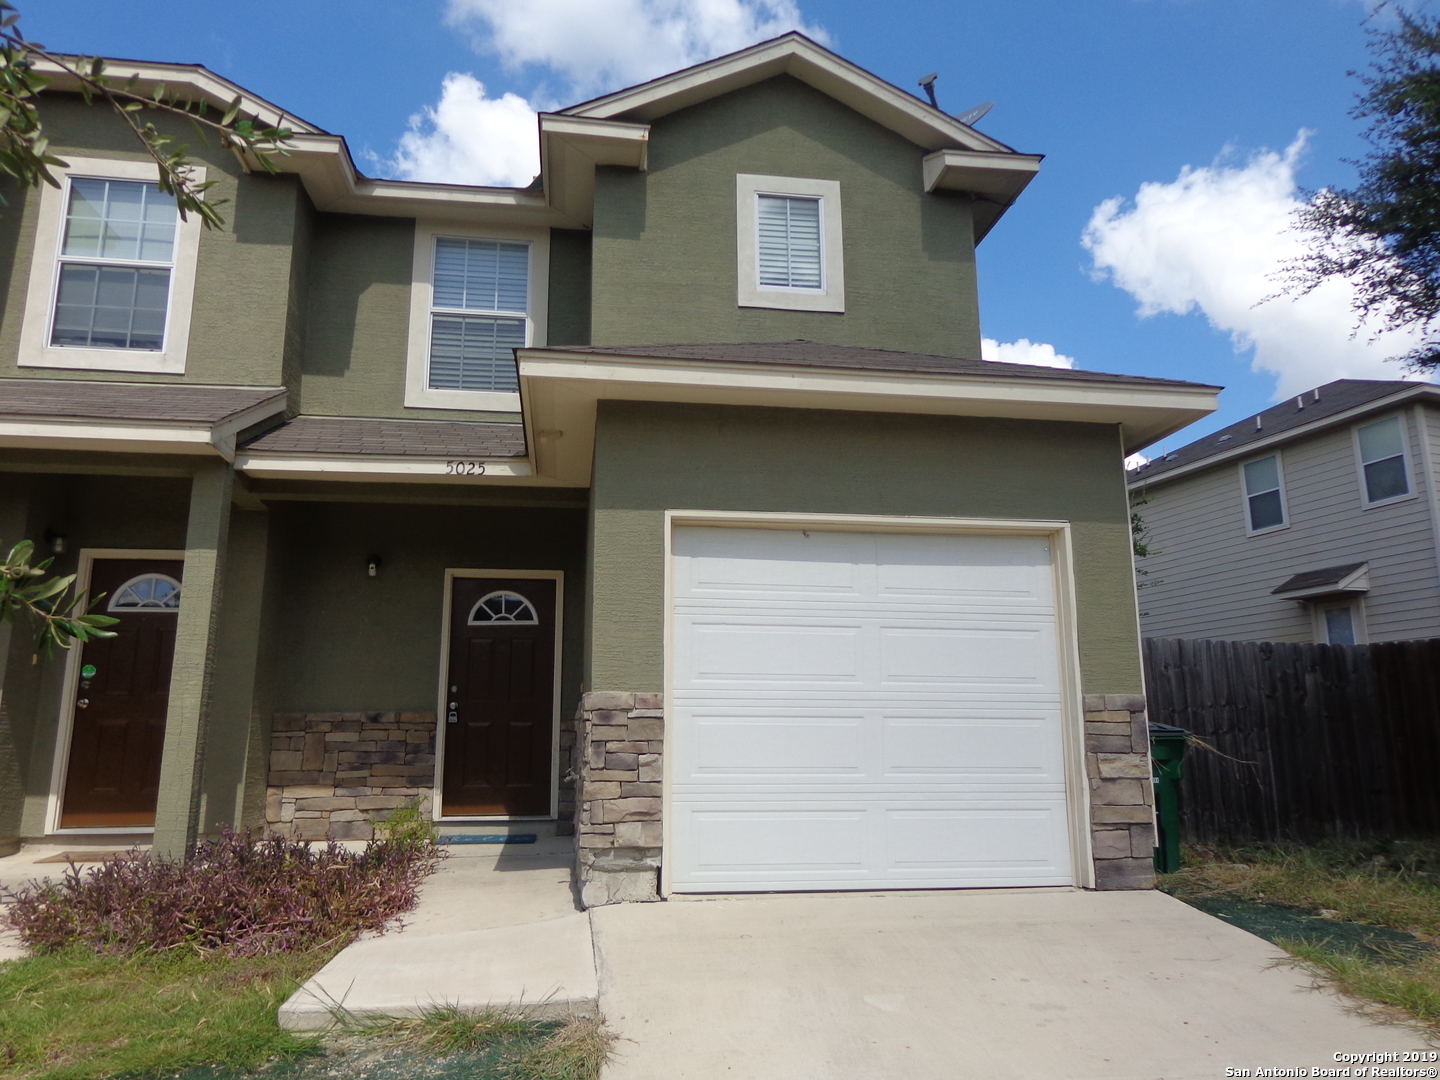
[1129,379,1440,645]
[0,34,1217,903]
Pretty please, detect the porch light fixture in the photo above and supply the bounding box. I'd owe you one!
[367,554,381,578]
[43,528,67,555]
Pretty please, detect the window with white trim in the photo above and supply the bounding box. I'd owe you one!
[735,174,844,313]
[404,222,549,412]
[1241,454,1287,533]
[107,574,181,611]
[1315,599,1365,645]
[467,591,539,625]
[428,238,528,393]
[1356,415,1411,504]
[18,157,204,374]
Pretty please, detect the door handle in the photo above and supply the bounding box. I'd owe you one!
[76,699,89,709]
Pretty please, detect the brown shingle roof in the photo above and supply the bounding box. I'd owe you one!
[551,340,1217,390]
[240,416,526,458]
[0,380,286,424]
[1130,379,1437,483]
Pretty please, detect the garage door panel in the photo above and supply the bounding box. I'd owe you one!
[881,714,1062,779]
[879,626,1057,689]
[873,534,1053,608]
[679,808,869,876]
[679,622,863,684]
[685,712,865,776]
[883,808,1071,878]
[675,528,868,598]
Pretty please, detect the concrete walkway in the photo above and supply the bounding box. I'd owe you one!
[593,888,1427,1079]
[279,832,596,1029]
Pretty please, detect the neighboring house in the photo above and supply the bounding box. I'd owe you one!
[0,34,1217,904]
[1128,379,1440,645]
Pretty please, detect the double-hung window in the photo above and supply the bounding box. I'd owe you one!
[18,157,203,374]
[51,178,177,352]
[405,225,547,412]
[1241,454,1287,533]
[736,174,844,313]
[427,238,529,394]
[1356,415,1411,505]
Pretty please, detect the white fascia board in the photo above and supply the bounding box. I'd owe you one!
[0,419,219,456]
[565,35,1013,155]
[207,392,289,459]
[1127,384,1440,491]
[234,453,541,484]
[35,58,325,134]
[539,116,650,227]
[923,149,1042,201]
[518,350,1218,483]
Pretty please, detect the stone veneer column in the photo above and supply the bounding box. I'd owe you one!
[571,692,664,907]
[1083,693,1157,890]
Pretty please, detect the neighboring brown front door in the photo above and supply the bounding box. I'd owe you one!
[59,557,183,828]
[442,577,557,817]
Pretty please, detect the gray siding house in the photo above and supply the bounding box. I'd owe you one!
[1128,379,1440,644]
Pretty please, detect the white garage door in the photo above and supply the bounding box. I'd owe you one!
[669,526,1075,893]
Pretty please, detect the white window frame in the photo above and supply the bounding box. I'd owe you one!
[404,219,549,413]
[18,157,204,374]
[735,174,844,313]
[1312,598,1367,645]
[1239,452,1289,536]
[1353,412,1417,509]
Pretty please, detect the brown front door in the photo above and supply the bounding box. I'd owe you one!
[442,576,557,817]
[59,557,183,828]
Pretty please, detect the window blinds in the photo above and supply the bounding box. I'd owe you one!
[428,237,529,393]
[757,194,822,289]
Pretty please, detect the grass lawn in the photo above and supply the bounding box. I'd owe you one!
[0,948,612,1080]
[0,946,331,1079]
[1161,840,1440,1036]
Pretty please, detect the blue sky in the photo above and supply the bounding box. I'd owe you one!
[23,0,1427,453]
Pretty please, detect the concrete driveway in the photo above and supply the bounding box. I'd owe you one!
[592,888,1427,1080]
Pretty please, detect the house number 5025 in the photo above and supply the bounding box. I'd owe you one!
[444,461,487,476]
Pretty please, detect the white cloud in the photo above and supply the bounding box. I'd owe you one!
[445,0,830,99]
[388,0,828,187]
[1082,134,1429,399]
[389,73,540,187]
[981,337,1076,369]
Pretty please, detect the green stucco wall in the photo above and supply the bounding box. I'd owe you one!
[548,228,592,346]
[265,501,587,716]
[591,75,981,356]
[588,401,1141,697]
[0,95,309,388]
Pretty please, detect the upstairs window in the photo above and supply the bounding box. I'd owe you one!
[52,179,177,352]
[426,237,529,394]
[1242,454,1287,533]
[17,158,203,374]
[1356,415,1411,504]
[757,195,822,290]
[736,174,844,313]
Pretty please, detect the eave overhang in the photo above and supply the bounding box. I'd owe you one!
[538,115,650,228]
[517,347,1219,487]
[1128,384,1440,491]
[1271,562,1371,601]
[922,149,1042,241]
[232,451,542,485]
[0,388,286,460]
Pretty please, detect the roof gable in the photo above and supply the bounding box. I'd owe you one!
[561,33,1017,156]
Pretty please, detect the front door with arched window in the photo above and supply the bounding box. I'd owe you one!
[59,557,183,828]
[442,576,558,816]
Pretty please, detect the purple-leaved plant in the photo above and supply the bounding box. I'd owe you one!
[1,828,442,957]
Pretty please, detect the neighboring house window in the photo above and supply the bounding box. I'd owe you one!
[1315,600,1364,645]
[1356,415,1411,505]
[1241,454,1287,533]
[735,174,844,313]
[18,157,205,374]
[404,222,549,412]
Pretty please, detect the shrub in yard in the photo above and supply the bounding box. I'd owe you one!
[1,827,443,957]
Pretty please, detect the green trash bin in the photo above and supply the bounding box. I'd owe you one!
[1149,722,1191,874]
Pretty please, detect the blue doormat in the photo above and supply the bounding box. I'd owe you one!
[438,833,537,845]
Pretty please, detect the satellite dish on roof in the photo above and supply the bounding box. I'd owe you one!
[955,100,995,127]
[918,72,939,109]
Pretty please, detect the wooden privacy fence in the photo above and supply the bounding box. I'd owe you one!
[1142,637,1440,844]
